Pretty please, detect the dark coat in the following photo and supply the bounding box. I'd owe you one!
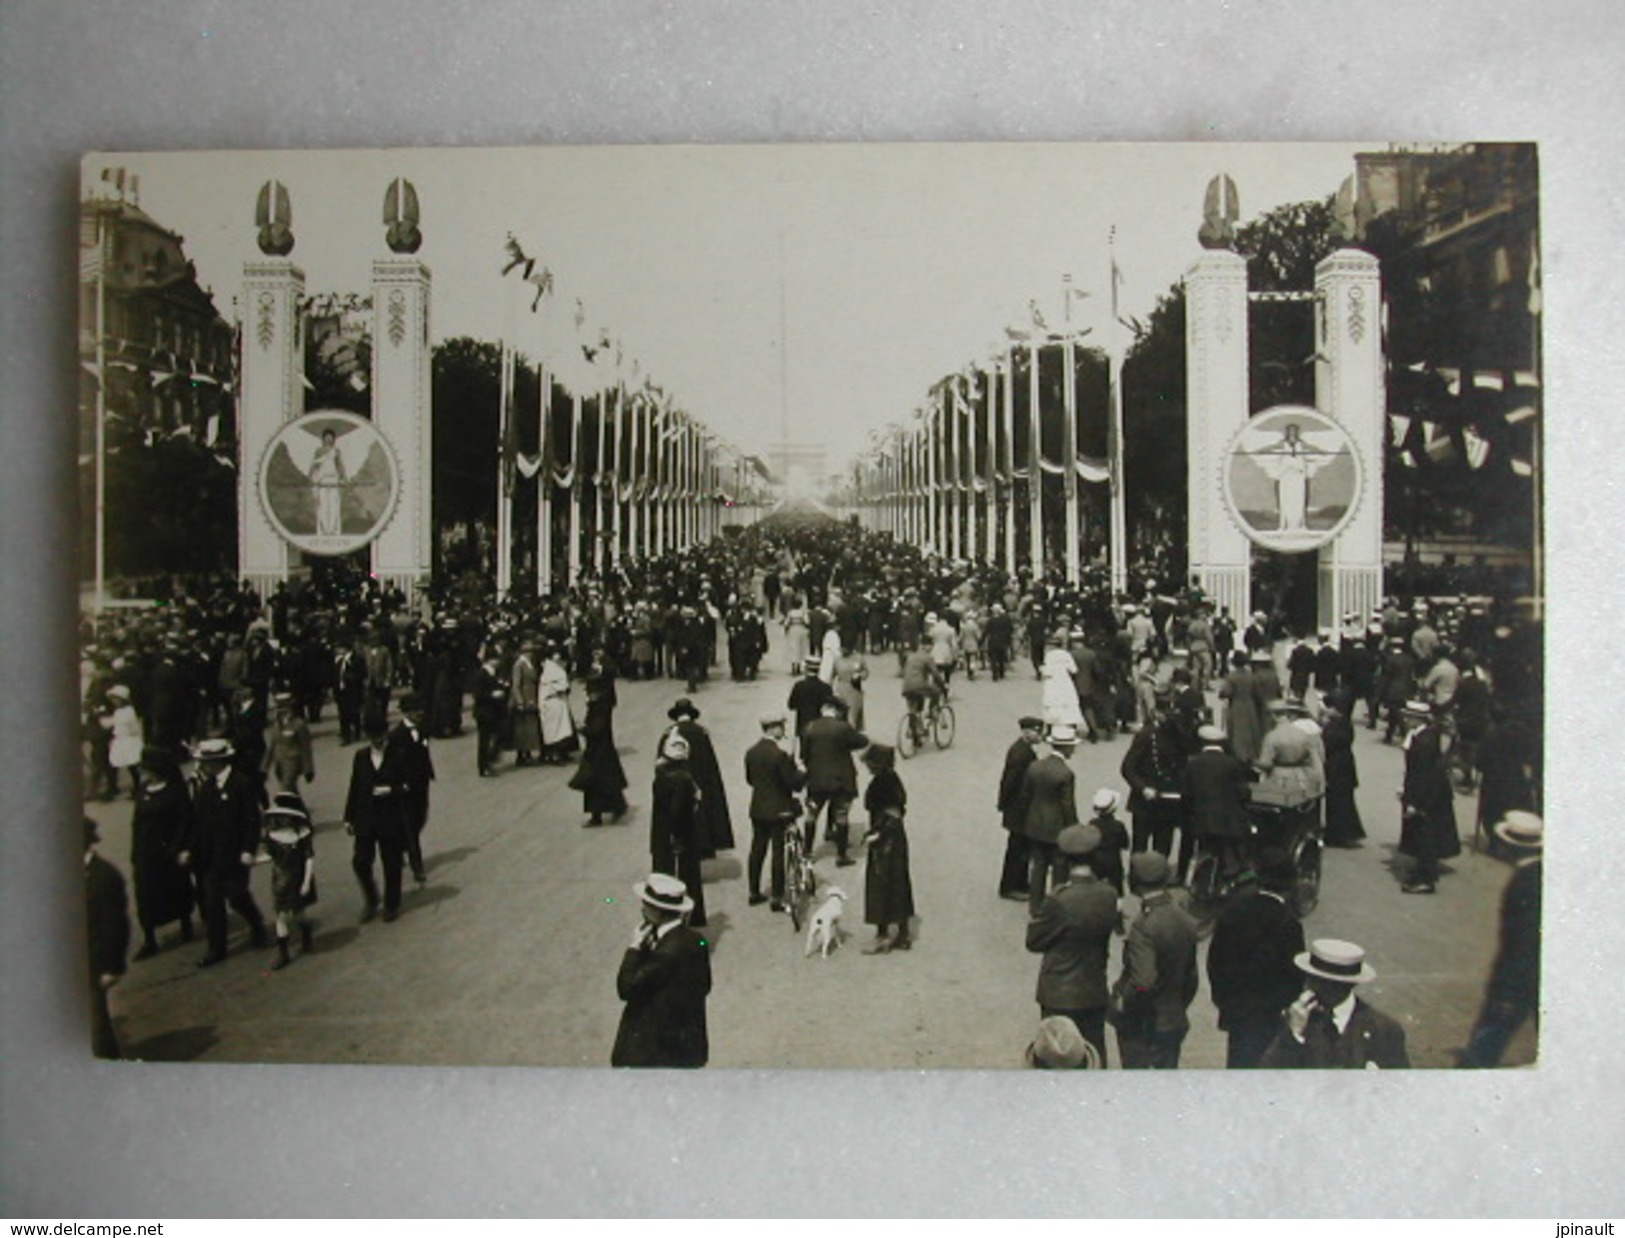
[611,924,711,1068]
[800,716,868,797]
[129,778,196,929]
[85,851,131,983]
[744,736,803,823]
[1400,723,1461,861]
[1485,860,1541,1015]
[997,737,1040,832]
[1260,999,1410,1069]
[1121,720,1187,811]
[386,721,435,831]
[650,765,701,874]
[1206,888,1304,1031]
[343,744,410,843]
[786,675,835,738]
[673,719,734,853]
[863,768,913,927]
[1018,753,1079,845]
[185,769,263,874]
[1182,746,1252,840]
[1025,873,1118,1011]
[569,694,628,814]
[1112,890,1200,1035]
[1322,712,1365,845]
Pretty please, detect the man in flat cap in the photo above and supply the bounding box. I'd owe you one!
[1110,852,1199,1069]
[1025,822,1119,1066]
[996,717,1045,901]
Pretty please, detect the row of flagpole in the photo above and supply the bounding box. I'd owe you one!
[492,236,772,597]
[845,235,1135,591]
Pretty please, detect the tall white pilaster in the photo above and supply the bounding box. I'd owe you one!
[1315,249,1385,628]
[1185,250,1253,622]
[370,258,432,598]
[239,260,305,595]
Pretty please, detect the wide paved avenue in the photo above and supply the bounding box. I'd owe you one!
[88,631,1526,1069]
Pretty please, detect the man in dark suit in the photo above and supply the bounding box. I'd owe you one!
[1182,723,1254,884]
[389,694,436,886]
[180,737,268,966]
[84,817,131,1058]
[1459,811,1543,1067]
[997,716,1044,900]
[1260,939,1410,1069]
[786,658,834,759]
[1025,823,1119,1066]
[984,604,1014,682]
[344,721,412,923]
[1121,698,1190,859]
[800,699,868,867]
[1111,852,1200,1069]
[744,711,805,910]
[1206,851,1305,1068]
[612,873,712,1069]
[1019,723,1081,915]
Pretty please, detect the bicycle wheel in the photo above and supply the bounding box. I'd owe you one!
[896,712,920,759]
[1183,853,1222,937]
[1292,836,1322,919]
[932,704,956,749]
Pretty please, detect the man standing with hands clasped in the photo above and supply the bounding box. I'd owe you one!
[612,873,712,1069]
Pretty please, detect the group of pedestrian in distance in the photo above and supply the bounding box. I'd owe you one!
[79,514,1542,1070]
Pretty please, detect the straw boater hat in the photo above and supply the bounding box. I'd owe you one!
[758,709,787,730]
[1025,1015,1098,1069]
[1197,724,1226,745]
[1493,810,1544,851]
[1091,787,1120,813]
[1295,938,1377,984]
[803,657,821,674]
[1048,723,1080,747]
[634,872,694,916]
[192,737,235,762]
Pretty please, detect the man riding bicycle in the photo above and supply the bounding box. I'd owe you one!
[901,636,945,735]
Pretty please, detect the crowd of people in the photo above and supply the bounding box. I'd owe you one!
[79,513,1544,1070]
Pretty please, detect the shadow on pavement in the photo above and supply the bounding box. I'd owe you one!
[703,856,742,882]
[426,845,478,874]
[698,911,730,951]
[312,924,361,952]
[122,1024,220,1062]
[405,882,462,914]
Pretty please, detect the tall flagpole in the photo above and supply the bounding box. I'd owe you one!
[93,196,109,615]
[495,336,513,596]
[1027,342,1043,574]
[1002,355,1017,571]
[537,362,552,597]
[1109,227,1129,595]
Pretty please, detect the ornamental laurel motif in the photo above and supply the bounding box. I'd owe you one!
[256,291,277,350]
[387,289,407,347]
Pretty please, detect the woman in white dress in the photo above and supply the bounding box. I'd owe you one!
[106,685,145,798]
[781,593,810,675]
[1039,635,1086,731]
[537,649,578,765]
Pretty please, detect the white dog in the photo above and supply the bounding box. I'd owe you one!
[804,887,849,958]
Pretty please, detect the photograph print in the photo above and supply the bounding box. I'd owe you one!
[77,142,1541,1070]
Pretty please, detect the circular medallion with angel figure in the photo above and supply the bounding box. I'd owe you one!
[1220,405,1363,554]
[257,410,400,556]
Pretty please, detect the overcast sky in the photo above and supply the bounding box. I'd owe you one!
[97,143,1369,467]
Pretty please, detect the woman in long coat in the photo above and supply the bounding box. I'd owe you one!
[569,672,628,825]
[129,746,196,958]
[1399,703,1462,893]
[860,744,914,953]
[650,736,706,927]
[1320,696,1365,847]
[662,700,735,857]
[1217,652,1265,764]
[509,643,542,765]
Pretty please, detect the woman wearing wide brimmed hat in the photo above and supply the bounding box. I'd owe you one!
[129,745,196,960]
[859,743,914,953]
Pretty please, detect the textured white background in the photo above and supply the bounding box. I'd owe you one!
[2,0,1621,1218]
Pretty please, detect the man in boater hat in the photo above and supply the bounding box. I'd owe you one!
[611,873,711,1069]
[1260,938,1410,1069]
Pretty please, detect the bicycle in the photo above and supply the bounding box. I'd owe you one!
[1182,835,1250,938]
[1251,798,1324,920]
[896,693,955,758]
[781,812,817,931]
